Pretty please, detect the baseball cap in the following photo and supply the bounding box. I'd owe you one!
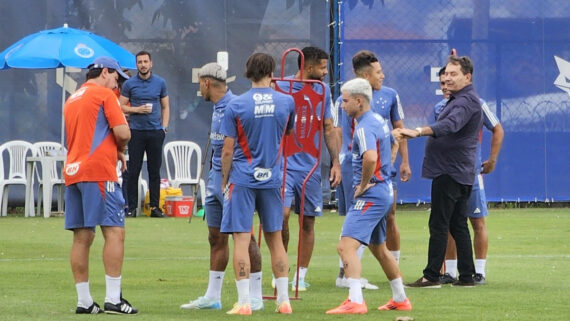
[198,62,227,81]
[88,56,130,79]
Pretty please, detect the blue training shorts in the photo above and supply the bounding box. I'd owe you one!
[337,162,353,216]
[283,170,323,217]
[341,183,394,246]
[205,169,224,228]
[466,174,488,218]
[221,184,283,234]
[65,181,126,230]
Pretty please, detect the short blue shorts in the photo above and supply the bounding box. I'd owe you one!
[341,183,393,246]
[466,174,488,218]
[221,184,283,234]
[283,170,323,217]
[65,181,125,230]
[205,169,224,228]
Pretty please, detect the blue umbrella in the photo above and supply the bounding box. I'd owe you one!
[0,24,135,145]
[0,23,135,69]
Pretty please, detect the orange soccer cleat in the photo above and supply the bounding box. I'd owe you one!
[377,298,412,311]
[326,299,368,314]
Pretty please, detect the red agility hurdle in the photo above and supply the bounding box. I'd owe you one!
[260,48,326,300]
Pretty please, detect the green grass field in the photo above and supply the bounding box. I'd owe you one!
[1,208,569,320]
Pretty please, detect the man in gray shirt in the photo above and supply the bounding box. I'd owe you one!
[394,55,482,287]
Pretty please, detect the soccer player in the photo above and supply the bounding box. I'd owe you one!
[434,67,504,285]
[220,53,295,315]
[63,57,137,315]
[335,50,409,288]
[277,46,341,291]
[326,78,411,314]
[180,63,264,311]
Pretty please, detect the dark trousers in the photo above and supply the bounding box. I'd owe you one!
[127,129,165,211]
[423,174,475,282]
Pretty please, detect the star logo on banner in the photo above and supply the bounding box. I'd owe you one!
[553,56,570,97]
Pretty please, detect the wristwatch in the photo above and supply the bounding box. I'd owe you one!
[415,127,422,137]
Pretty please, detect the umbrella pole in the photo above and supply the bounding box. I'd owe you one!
[60,67,66,147]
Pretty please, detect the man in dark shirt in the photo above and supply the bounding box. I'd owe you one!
[394,55,482,287]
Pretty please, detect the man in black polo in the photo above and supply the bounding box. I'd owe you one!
[394,55,482,287]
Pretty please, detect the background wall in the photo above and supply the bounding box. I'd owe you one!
[1,0,569,204]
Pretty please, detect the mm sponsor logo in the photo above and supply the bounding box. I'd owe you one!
[253,167,272,181]
[254,104,275,118]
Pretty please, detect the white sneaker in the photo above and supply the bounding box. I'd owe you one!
[250,298,264,311]
[360,278,379,290]
[180,296,222,310]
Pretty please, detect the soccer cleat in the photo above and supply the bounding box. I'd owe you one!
[326,299,368,314]
[275,301,292,314]
[335,277,348,288]
[378,298,412,311]
[405,277,441,288]
[291,279,310,291]
[226,303,252,315]
[75,302,103,314]
[180,296,222,310]
[439,273,457,284]
[474,273,486,285]
[250,298,264,311]
[104,297,138,315]
[360,278,379,290]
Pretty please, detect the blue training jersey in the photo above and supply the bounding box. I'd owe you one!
[338,86,403,168]
[351,111,393,188]
[219,87,295,188]
[432,98,500,171]
[276,76,335,173]
[210,90,236,171]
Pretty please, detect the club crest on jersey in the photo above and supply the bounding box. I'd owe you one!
[253,167,272,181]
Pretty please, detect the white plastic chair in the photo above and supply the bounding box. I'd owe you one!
[32,142,66,217]
[0,140,34,216]
[163,141,206,209]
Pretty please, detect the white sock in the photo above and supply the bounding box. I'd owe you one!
[205,270,225,300]
[475,259,486,276]
[294,267,308,281]
[275,277,289,304]
[445,260,457,278]
[105,275,121,305]
[235,279,250,305]
[249,272,262,301]
[390,250,400,264]
[75,282,93,308]
[357,245,366,260]
[389,277,406,302]
[348,278,363,304]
